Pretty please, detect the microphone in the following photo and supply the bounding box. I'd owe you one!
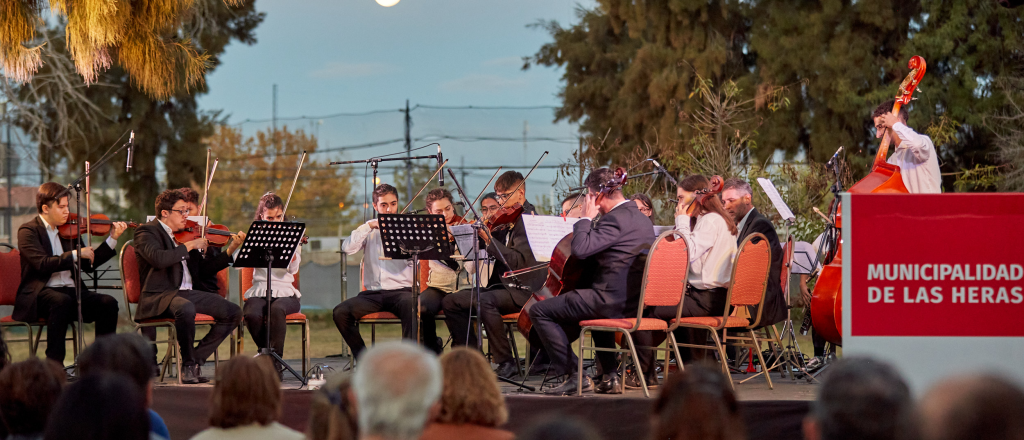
[437,144,444,186]
[125,131,135,172]
[826,146,843,168]
[650,158,677,186]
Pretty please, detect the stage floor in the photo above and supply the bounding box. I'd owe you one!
[152,356,817,440]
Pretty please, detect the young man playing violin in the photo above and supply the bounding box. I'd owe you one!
[442,171,545,379]
[177,187,241,294]
[13,182,128,364]
[133,189,243,384]
[528,167,655,395]
[872,99,941,193]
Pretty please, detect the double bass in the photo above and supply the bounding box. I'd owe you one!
[809,56,927,345]
[516,168,628,337]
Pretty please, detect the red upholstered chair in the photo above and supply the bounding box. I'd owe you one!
[576,230,689,397]
[732,235,795,384]
[675,232,773,389]
[238,266,310,374]
[0,244,79,359]
[119,241,234,384]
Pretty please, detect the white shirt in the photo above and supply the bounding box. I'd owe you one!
[243,247,301,299]
[342,220,413,291]
[736,208,754,236]
[40,216,115,288]
[887,122,942,194]
[158,220,193,291]
[675,212,738,290]
[189,422,305,440]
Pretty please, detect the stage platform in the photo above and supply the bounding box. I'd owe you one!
[152,356,818,440]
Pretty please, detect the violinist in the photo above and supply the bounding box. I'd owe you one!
[133,189,243,384]
[479,192,501,221]
[178,188,244,293]
[633,175,738,389]
[442,171,544,379]
[561,193,582,218]
[528,167,655,395]
[872,99,941,193]
[13,182,126,364]
[417,188,463,354]
[242,192,301,373]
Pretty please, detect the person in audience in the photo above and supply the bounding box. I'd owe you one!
[630,193,656,219]
[242,192,302,373]
[190,356,304,440]
[802,357,916,440]
[421,348,513,440]
[917,374,1024,440]
[517,417,601,440]
[351,341,442,440]
[0,358,64,440]
[307,374,358,440]
[650,364,745,440]
[77,333,170,440]
[44,373,149,440]
[560,193,582,218]
[0,333,9,372]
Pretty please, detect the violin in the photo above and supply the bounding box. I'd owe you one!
[58,213,139,240]
[173,219,238,247]
[484,203,523,232]
[684,175,724,217]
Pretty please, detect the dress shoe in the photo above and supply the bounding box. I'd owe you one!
[181,364,200,385]
[544,374,594,396]
[595,373,623,394]
[494,360,520,379]
[194,365,211,383]
[624,369,659,390]
[528,362,552,376]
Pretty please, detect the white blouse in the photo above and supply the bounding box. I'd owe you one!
[243,247,301,299]
[674,212,738,290]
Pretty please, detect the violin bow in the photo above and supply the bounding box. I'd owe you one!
[199,153,220,240]
[459,166,502,223]
[85,161,92,248]
[493,151,549,212]
[400,159,450,214]
[281,151,307,219]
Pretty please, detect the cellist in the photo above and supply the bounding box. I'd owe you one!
[871,100,941,193]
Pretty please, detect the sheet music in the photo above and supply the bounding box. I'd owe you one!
[521,215,583,262]
[756,178,796,221]
[449,224,488,259]
[654,225,674,236]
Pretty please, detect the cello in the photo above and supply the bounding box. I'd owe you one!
[516,167,628,338]
[809,56,927,345]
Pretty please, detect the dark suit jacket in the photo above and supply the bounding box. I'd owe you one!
[737,207,786,327]
[13,216,117,322]
[570,202,655,318]
[187,246,233,294]
[486,200,545,292]
[133,220,193,322]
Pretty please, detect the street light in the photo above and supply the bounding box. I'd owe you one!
[375,0,400,6]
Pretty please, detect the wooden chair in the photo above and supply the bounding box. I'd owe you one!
[576,230,689,397]
[674,232,773,389]
[237,266,310,374]
[0,244,78,359]
[119,241,234,384]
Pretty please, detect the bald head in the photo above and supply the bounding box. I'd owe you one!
[918,375,1024,440]
[352,341,442,440]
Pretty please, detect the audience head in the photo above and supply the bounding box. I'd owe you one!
[308,373,358,440]
[425,188,457,223]
[209,355,282,429]
[561,193,582,218]
[78,333,155,405]
[435,348,508,427]
[255,192,286,221]
[494,171,526,206]
[518,417,602,440]
[0,333,9,372]
[676,175,737,234]
[0,358,65,437]
[917,375,1024,440]
[804,357,915,440]
[44,372,149,440]
[651,364,745,440]
[480,192,500,220]
[720,178,754,223]
[372,184,399,214]
[352,341,442,440]
[630,193,655,218]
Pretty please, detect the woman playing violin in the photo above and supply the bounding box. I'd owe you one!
[418,188,464,354]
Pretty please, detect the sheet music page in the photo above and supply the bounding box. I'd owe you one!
[653,225,675,236]
[756,177,796,221]
[449,224,487,259]
[521,215,583,262]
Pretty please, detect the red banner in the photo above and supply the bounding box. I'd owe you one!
[849,194,1024,337]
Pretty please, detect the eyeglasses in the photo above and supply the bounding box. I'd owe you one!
[170,208,190,216]
[639,206,652,215]
[495,191,516,200]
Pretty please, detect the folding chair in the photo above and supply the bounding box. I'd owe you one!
[674,232,773,389]
[577,230,689,397]
[237,266,310,374]
[0,244,78,359]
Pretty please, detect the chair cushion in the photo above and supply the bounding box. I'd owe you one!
[501,313,519,320]
[137,318,177,324]
[1,316,45,324]
[361,312,400,320]
[580,318,668,331]
[194,313,216,322]
[285,312,307,321]
[673,316,750,328]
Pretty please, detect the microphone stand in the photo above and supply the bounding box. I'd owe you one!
[447,168,535,392]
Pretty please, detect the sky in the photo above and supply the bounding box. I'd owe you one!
[197,0,598,208]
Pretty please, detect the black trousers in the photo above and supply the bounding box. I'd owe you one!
[332,288,445,359]
[443,285,529,364]
[634,287,728,378]
[243,296,301,362]
[144,289,242,367]
[36,287,118,362]
[527,289,617,378]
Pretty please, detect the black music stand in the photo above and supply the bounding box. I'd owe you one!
[235,221,307,385]
[377,213,453,344]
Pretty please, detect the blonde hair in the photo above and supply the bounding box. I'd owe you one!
[435,348,508,427]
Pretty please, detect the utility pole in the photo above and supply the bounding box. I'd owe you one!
[523,120,528,163]
[460,156,467,190]
[271,84,277,186]
[404,99,412,201]
[578,137,584,188]
[4,102,12,242]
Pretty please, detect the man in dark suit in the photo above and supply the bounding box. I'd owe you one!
[442,171,546,379]
[528,168,655,395]
[721,178,786,327]
[133,189,242,383]
[13,182,127,363]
